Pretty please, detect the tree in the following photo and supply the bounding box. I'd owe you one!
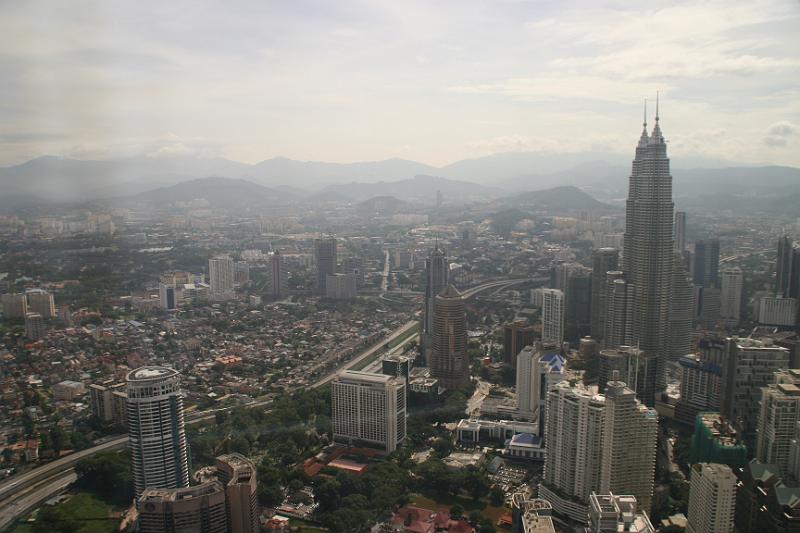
[450,504,464,518]
[490,486,505,507]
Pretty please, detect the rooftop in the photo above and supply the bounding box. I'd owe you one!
[127,365,180,382]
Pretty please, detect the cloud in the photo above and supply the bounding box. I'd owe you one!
[764,121,797,147]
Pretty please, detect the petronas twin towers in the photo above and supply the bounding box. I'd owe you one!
[609,99,690,402]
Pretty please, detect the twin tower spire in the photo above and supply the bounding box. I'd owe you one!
[639,92,664,146]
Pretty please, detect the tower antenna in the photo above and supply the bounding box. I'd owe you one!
[643,98,647,129]
[655,91,660,123]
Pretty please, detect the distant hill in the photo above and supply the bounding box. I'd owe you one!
[318,175,499,203]
[125,177,297,208]
[502,185,613,213]
[355,196,411,214]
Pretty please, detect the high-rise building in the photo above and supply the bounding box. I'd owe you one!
[24,312,45,340]
[541,378,657,519]
[598,346,658,406]
[757,296,797,327]
[89,380,127,425]
[564,267,592,341]
[735,460,800,533]
[588,493,655,533]
[720,267,743,325]
[1,293,28,318]
[696,285,722,326]
[430,285,469,390]
[381,354,412,385]
[421,246,449,361]
[674,211,687,252]
[686,463,737,533]
[213,454,259,533]
[159,283,177,310]
[721,337,791,448]
[234,261,250,285]
[676,354,723,426]
[693,239,720,289]
[541,289,564,344]
[342,256,365,287]
[621,104,674,390]
[208,256,235,299]
[515,345,565,431]
[314,237,337,294]
[590,248,619,340]
[503,319,536,365]
[26,289,55,318]
[669,252,694,360]
[126,366,190,497]
[325,273,357,299]
[267,250,288,299]
[331,370,406,452]
[757,369,800,474]
[603,272,630,347]
[776,236,800,299]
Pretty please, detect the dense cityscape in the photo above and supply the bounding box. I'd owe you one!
[1,2,799,533]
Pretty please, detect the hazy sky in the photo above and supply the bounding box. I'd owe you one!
[1,0,798,167]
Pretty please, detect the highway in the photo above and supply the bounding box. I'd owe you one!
[0,277,534,529]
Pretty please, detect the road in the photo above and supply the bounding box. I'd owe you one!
[0,469,77,531]
[0,277,534,528]
[381,249,390,293]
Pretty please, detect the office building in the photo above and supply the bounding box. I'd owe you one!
[758,296,798,327]
[212,454,259,533]
[676,354,723,425]
[590,247,619,340]
[267,250,288,299]
[342,256,365,287]
[564,267,592,341]
[314,237,337,294]
[138,482,227,533]
[325,273,357,299]
[159,283,177,310]
[1,293,27,318]
[587,493,655,533]
[686,463,736,533]
[598,346,658,406]
[504,319,536,365]
[722,337,791,448]
[26,289,55,318]
[331,370,406,452]
[421,246,449,361]
[621,105,675,392]
[208,256,235,299]
[757,369,800,474]
[24,312,45,340]
[510,494,555,533]
[541,377,657,519]
[430,285,469,390]
[382,354,411,383]
[776,236,800,299]
[541,289,564,344]
[735,460,800,533]
[126,366,190,497]
[669,252,694,360]
[516,345,565,429]
[674,211,686,252]
[693,238,720,288]
[603,272,631,347]
[234,261,250,285]
[689,412,747,468]
[720,267,743,325]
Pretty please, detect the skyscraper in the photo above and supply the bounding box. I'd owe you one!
[621,102,675,389]
[598,346,657,406]
[1,293,27,318]
[669,252,694,360]
[590,247,619,340]
[686,463,736,533]
[126,366,189,497]
[159,283,177,310]
[421,246,449,361]
[564,266,592,341]
[503,319,536,365]
[756,369,800,474]
[314,237,337,294]
[430,285,469,390]
[209,256,235,299]
[331,370,406,452]
[720,267,743,325]
[693,238,721,289]
[603,272,630,347]
[674,211,687,252]
[515,344,565,430]
[775,236,799,298]
[26,289,55,318]
[267,250,288,299]
[541,289,564,344]
[24,312,45,340]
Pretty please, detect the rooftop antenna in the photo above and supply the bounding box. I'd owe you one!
[655,91,660,123]
[643,98,648,129]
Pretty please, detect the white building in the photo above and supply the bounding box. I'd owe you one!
[26,289,55,318]
[720,267,743,325]
[588,493,654,533]
[756,369,800,473]
[541,289,564,344]
[685,463,736,533]
[331,370,406,452]
[126,366,189,497]
[516,345,566,429]
[541,377,657,520]
[208,256,235,299]
[758,296,797,327]
[89,380,126,424]
[159,283,177,310]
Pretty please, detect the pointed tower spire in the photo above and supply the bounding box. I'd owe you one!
[638,98,649,148]
[650,91,663,143]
